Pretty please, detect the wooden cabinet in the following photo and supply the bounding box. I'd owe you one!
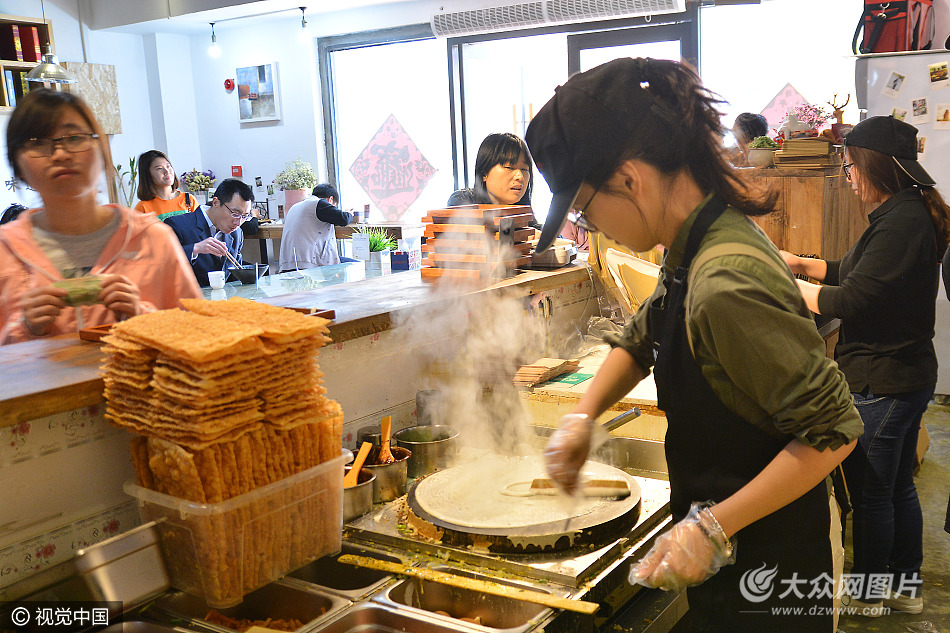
[744,166,872,260]
[0,13,54,111]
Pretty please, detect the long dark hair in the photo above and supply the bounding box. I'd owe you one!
[6,88,111,185]
[591,59,777,217]
[137,149,180,201]
[848,145,950,252]
[472,132,533,206]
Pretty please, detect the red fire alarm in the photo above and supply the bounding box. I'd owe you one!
[231,165,242,178]
[224,78,235,91]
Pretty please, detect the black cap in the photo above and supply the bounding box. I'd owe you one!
[526,58,678,253]
[844,116,934,187]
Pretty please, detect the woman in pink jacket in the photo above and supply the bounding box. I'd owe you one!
[0,89,201,345]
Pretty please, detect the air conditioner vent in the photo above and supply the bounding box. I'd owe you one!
[547,0,684,22]
[431,0,686,38]
[432,2,546,38]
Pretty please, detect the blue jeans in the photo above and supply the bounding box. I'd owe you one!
[843,387,932,600]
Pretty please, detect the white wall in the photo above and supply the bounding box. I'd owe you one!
[0,0,156,210]
[182,1,443,198]
[185,19,323,198]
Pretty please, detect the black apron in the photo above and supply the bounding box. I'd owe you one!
[648,198,834,632]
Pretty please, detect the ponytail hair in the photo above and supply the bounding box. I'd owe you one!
[593,59,778,217]
[922,187,950,254]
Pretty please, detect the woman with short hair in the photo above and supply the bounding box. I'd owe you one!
[448,132,540,227]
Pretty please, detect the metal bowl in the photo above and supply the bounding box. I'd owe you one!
[393,425,459,478]
[343,467,375,522]
[363,446,410,503]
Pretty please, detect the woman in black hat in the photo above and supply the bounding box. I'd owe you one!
[783,115,950,617]
[526,57,863,632]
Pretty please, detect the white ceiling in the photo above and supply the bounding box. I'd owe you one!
[91,0,417,34]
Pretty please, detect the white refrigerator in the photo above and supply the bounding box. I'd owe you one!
[856,50,950,394]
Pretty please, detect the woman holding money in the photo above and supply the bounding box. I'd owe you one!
[0,89,201,344]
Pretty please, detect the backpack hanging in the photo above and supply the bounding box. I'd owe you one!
[853,1,935,54]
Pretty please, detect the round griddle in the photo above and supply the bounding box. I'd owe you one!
[407,455,641,553]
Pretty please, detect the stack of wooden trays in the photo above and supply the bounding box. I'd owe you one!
[421,204,535,280]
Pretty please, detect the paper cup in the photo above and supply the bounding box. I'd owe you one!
[208,271,226,289]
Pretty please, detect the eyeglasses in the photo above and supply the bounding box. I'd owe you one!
[842,162,854,181]
[567,186,600,233]
[20,133,99,158]
[222,201,251,221]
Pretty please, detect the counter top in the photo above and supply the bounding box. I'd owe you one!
[1,263,590,426]
[0,334,106,425]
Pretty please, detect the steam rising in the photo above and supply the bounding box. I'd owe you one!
[393,234,546,456]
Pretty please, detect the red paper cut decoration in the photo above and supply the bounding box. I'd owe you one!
[349,114,437,221]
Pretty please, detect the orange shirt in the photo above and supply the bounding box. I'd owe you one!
[134,191,198,220]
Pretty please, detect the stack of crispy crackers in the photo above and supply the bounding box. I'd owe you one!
[100,298,344,607]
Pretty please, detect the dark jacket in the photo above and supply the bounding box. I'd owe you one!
[164,208,243,287]
[818,188,938,394]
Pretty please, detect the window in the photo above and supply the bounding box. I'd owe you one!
[700,0,863,133]
[322,29,453,223]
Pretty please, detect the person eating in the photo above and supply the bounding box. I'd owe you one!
[164,178,254,287]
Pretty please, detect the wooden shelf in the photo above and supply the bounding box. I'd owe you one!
[0,13,55,110]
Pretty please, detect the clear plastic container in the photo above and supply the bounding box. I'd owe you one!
[124,450,348,608]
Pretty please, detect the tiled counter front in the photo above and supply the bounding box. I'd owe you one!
[0,264,598,591]
[0,406,139,592]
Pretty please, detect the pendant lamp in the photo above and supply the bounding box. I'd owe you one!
[208,22,221,58]
[25,0,77,84]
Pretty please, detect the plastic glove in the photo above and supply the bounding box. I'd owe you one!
[544,414,596,495]
[629,502,736,592]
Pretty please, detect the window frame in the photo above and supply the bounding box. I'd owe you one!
[316,9,699,196]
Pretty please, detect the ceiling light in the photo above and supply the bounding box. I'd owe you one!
[25,0,76,84]
[208,22,221,58]
[298,6,311,42]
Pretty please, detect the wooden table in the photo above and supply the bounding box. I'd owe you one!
[0,334,105,425]
[243,221,283,266]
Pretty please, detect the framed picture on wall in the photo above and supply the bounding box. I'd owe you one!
[236,62,280,123]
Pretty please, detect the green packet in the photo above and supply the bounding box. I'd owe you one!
[53,275,103,307]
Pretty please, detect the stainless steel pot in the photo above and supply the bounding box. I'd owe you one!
[343,467,376,522]
[393,425,459,478]
[363,446,410,503]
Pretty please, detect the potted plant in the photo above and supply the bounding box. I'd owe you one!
[180,168,216,203]
[358,226,396,271]
[273,158,317,211]
[114,156,138,207]
[747,136,780,168]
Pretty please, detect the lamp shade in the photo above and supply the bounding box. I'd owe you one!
[25,53,77,84]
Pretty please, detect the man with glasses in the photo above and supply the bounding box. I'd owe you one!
[164,178,255,287]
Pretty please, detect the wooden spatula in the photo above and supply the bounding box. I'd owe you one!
[344,442,373,488]
[377,415,395,465]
